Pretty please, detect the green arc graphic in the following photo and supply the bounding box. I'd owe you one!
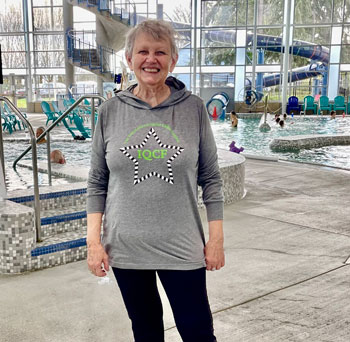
[124,123,180,143]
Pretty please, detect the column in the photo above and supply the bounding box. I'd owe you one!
[63,0,74,95]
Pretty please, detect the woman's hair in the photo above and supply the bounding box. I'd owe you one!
[276,117,280,123]
[230,111,237,116]
[125,19,178,59]
[279,120,284,127]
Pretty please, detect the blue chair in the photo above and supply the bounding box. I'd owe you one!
[286,96,301,115]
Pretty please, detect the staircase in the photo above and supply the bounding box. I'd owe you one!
[5,182,88,272]
[67,30,116,81]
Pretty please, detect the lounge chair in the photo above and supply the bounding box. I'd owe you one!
[333,96,346,113]
[1,104,14,134]
[318,95,332,115]
[41,101,60,126]
[3,102,25,130]
[303,95,317,114]
[73,113,91,139]
[286,96,301,115]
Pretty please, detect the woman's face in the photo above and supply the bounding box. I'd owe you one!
[126,32,178,89]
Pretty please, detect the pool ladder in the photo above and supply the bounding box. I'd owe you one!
[0,95,106,242]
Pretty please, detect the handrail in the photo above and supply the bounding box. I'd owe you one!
[13,95,106,171]
[0,96,42,242]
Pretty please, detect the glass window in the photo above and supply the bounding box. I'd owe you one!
[293,27,331,45]
[200,73,234,87]
[53,7,63,30]
[165,0,191,24]
[333,0,344,22]
[294,0,332,24]
[201,47,235,66]
[33,7,53,31]
[1,52,26,68]
[33,0,52,6]
[257,0,284,25]
[0,35,25,51]
[35,51,64,68]
[0,0,24,32]
[202,0,236,27]
[237,0,247,26]
[34,34,64,50]
[201,30,236,48]
[341,45,350,63]
[342,26,350,44]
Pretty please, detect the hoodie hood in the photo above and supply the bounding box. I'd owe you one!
[116,76,192,110]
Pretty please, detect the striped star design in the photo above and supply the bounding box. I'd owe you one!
[120,128,184,185]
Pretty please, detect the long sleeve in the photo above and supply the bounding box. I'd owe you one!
[87,104,110,213]
[197,102,224,221]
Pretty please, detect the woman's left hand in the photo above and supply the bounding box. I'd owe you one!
[204,239,225,271]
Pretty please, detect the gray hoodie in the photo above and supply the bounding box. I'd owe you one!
[87,77,223,270]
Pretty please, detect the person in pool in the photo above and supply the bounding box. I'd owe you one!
[50,150,66,164]
[330,110,336,119]
[230,111,238,127]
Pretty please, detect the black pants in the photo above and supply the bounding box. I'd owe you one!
[112,267,217,342]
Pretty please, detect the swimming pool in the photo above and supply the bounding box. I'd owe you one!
[211,116,350,169]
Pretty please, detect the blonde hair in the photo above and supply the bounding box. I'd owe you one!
[125,19,178,59]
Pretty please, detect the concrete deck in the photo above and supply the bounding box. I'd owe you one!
[1,157,350,341]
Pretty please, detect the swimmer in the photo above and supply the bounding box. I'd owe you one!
[230,111,238,127]
[36,126,47,144]
[276,117,281,124]
[50,150,66,164]
[330,110,336,119]
[279,120,285,128]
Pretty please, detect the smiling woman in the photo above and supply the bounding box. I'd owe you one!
[86,19,224,342]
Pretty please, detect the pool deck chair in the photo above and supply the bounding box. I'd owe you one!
[61,116,81,139]
[318,95,332,115]
[333,96,346,114]
[286,96,301,115]
[3,102,25,130]
[41,101,60,126]
[73,114,91,139]
[303,96,317,114]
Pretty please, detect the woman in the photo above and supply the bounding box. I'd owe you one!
[87,19,224,342]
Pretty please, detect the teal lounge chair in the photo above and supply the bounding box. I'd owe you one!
[3,103,25,130]
[1,104,14,134]
[41,101,60,126]
[73,113,91,138]
[61,116,81,138]
[318,95,332,115]
[333,96,346,113]
[303,96,317,114]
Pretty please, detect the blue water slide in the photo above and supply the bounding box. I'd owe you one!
[204,30,329,87]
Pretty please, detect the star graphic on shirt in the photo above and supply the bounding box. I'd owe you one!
[120,128,184,185]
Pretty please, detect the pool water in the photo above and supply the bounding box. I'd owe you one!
[211,116,350,169]
[3,141,91,191]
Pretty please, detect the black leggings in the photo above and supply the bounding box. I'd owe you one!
[112,267,217,342]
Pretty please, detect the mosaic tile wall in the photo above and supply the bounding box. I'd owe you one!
[0,200,36,273]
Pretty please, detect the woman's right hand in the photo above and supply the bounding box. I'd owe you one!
[87,242,109,277]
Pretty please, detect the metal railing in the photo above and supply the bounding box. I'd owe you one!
[0,96,42,242]
[12,95,106,242]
